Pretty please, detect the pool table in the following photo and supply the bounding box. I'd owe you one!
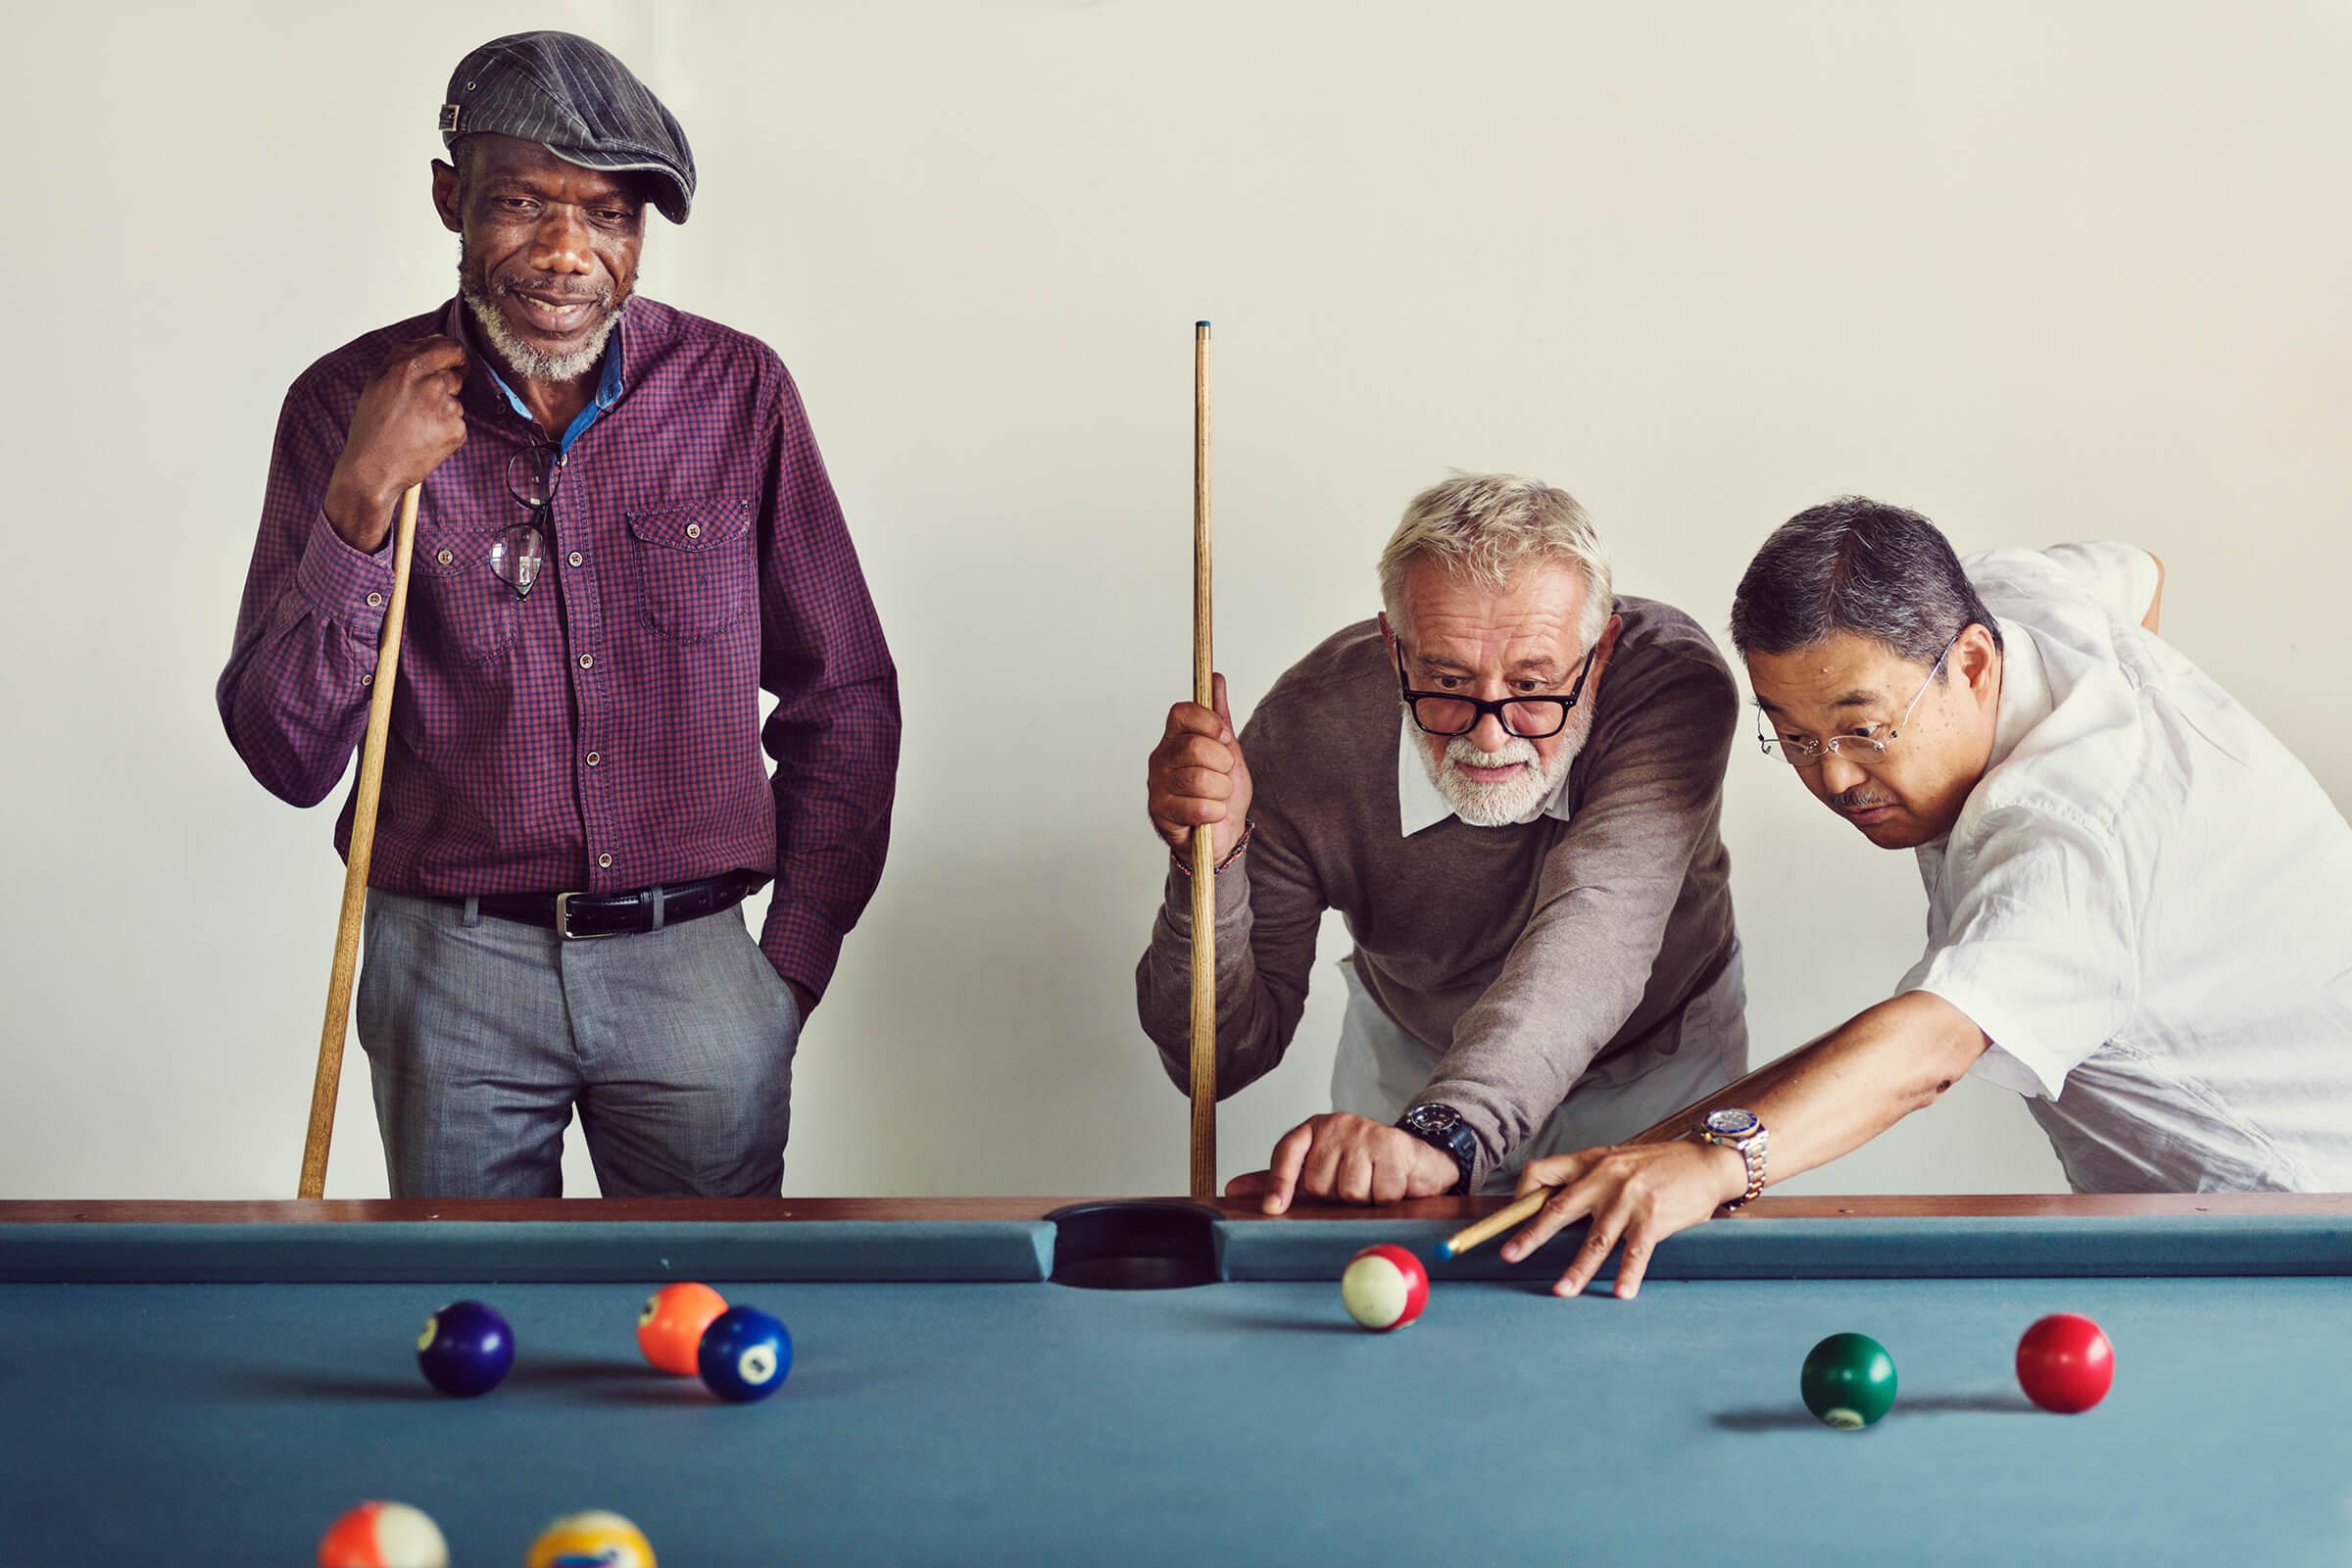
[4,1194,2348,1565]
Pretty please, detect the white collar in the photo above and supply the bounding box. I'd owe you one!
[1986,616,2054,773]
[1921,617,2053,858]
[1396,716,1576,837]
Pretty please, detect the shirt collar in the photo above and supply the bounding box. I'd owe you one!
[1396,716,1576,837]
[1920,616,2052,858]
[1985,616,2052,773]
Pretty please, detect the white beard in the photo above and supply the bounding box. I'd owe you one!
[461,280,622,383]
[1420,703,1593,826]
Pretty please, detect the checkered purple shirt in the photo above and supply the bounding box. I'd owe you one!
[219,297,901,1001]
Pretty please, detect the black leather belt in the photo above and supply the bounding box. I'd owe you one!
[446,870,768,940]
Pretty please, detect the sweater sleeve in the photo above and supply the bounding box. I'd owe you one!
[1135,710,1329,1101]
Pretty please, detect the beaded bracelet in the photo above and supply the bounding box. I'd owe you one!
[1169,817,1254,877]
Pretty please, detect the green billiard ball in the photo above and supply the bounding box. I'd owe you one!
[1800,1333,1897,1431]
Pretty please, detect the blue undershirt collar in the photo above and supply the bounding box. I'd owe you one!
[478,318,627,456]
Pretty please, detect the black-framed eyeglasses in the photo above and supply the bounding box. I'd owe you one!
[493,440,564,601]
[1393,640,1598,739]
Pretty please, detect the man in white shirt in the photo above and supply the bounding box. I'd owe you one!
[1497,496,2352,1298]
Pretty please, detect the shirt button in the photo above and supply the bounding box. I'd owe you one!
[568,551,583,567]
[686,522,702,540]
[586,751,601,766]
[579,654,594,670]
[361,672,373,687]
[597,853,613,870]
[366,592,383,608]
[436,548,453,566]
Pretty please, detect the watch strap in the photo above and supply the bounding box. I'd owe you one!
[1696,1118,1769,1211]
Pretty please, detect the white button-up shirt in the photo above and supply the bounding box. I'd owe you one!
[1901,543,2352,1191]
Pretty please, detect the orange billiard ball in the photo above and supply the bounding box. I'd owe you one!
[637,1282,730,1376]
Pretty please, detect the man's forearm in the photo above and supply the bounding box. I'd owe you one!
[1627,991,1989,1187]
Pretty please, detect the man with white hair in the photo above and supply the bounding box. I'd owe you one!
[1137,473,1746,1204]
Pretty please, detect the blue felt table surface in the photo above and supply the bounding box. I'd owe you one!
[2,1267,2346,1566]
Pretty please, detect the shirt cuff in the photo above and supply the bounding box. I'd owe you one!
[293,509,395,642]
[759,899,844,1004]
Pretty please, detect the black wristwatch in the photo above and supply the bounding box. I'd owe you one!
[1397,1102,1479,1196]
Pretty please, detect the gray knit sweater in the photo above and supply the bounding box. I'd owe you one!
[1137,600,1740,1187]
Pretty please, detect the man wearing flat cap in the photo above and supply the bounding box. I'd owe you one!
[219,32,901,1198]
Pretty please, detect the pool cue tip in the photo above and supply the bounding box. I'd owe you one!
[1440,1187,1548,1260]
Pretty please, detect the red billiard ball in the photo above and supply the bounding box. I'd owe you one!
[1340,1245,1429,1332]
[2016,1313,2114,1413]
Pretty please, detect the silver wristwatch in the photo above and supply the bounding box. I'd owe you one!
[1694,1107,1769,1210]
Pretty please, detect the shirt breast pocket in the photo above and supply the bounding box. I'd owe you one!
[626,501,757,641]
[412,524,519,662]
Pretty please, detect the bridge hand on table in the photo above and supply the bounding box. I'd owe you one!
[1226,1111,1462,1214]
[1500,1139,1748,1299]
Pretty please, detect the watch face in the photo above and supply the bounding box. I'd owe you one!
[1405,1103,1460,1137]
[1704,1108,1761,1140]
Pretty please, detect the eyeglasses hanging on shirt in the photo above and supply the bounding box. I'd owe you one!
[491,441,563,601]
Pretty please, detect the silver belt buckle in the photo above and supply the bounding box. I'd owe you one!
[554,891,621,941]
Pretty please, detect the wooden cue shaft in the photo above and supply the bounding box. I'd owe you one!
[298,484,421,1199]
[1188,320,1217,1200]
[1440,1190,1544,1259]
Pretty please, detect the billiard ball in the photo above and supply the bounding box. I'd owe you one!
[523,1510,655,1568]
[2016,1312,2114,1413]
[1340,1244,1429,1332]
[317,1499,448,1568]
[698,1304,793,1402]
[416,1299,514,1397]
[638,1282,729,1377]
[1800,1332,1897,1430]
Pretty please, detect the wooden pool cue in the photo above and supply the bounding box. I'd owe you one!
[1189,320,1217,1200]
[298,483,422,1199]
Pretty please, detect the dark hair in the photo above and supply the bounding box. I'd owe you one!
[1729,495,2002,665]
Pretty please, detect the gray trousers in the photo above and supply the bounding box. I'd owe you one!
[356,890,802,1199]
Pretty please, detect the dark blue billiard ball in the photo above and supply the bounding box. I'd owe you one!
[416,1299,514,1397]
[698,1305,791,1402]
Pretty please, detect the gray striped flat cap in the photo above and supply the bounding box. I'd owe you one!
[440,31,696,224]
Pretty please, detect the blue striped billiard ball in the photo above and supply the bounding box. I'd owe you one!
[416,1300,514,1397]
[698,1305,792,1402]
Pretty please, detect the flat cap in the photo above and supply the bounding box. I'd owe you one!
[439,31,696,223]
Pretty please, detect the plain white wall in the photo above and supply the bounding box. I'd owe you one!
[5,1,2347,1200]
